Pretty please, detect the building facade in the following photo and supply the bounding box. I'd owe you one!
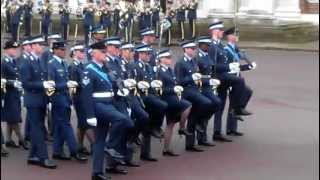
[32,0,319,24]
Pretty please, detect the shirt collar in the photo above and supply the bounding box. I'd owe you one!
[160,64,169,70]
[30,52,39,60]
[53,55,63,64]
[228,43,236,49]
[198,49,208,56]
[4,54,13,61]
[107,54,116,61]
[212,37,221,43]
[73,58,82,65]
[92,59,104,68]
[184,53,193,61]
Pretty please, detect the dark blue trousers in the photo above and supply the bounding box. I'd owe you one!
[28,107,49,160]
[141,95,167,157]
[197,87,222,143]
[182,87,213,148]
[92,103,133,175]
[52,106,77,155]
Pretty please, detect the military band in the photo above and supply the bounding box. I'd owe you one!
[2,0,202,45]
[1,2,258,180]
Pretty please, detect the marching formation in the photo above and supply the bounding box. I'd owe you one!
[1,2,258,180]
[1,21,257,180]
[2,0,198,46]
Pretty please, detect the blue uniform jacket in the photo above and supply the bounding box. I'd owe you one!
[197,50,213,87]
[68,60,85,103]
[157,65,178,95]
[208,40,231,75]
[20,54,48,108]
[174,56,198,88]
[47,56,71,108]
[224,44,252,72]
[81,62,114,119]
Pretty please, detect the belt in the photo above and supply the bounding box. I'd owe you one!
[201,75,211,79]
[92,92,114,98]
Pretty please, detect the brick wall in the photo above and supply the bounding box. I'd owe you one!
[300,0,319,14]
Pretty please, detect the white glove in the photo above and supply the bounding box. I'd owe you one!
[87,118,97,127]
[249,62,257,70]
[117,88,130,97]
[229,63,240,74]
[137,81,150,90]
[67,81,79,88]
[123,79,137,89]
[1,79,7,85]
[174,85,184,93]
[151,80,163,88]
[43,81,55,89]
[229,62,240,69]
[192,73,202,81]
[209,79,221,86]
[13,80,22,89]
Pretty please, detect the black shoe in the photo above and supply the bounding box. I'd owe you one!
[213,134,233,142]
[27,157,41,165]
[5,141,19,148]
[235,116,245,122]
[105,167,128,175]
[163,151,179,157]
[227,131,244,136]
[150,129,164,139]
[178,129,192,136]
[124,161,140,167]
[235,108,252,116]
[104,148,124,159]
[39,159,57,169]
[19,141,29,150]
[186,146,204,152]
[92,174,111,180]
[71,153,88,162]
[198,142,216,147]
[140,155,158,162]
[78,147,91,156]
[52,153,71,160]
[1,148,9,157]
[195,125,204,133]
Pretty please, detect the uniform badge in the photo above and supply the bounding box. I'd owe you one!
[82,77,90,86]
[161,67,166,72]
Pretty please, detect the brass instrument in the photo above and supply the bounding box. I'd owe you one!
[151,0,161,13]
[83,2,95,14]
[39,1,53,15]
[59,3,71,15]
[118,0,136,29]
[177,0,187,11]
[187,0,198,10]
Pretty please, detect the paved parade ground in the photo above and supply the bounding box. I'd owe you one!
[1,48,319,180]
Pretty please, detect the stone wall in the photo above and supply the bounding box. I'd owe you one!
[300,0,320,14]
